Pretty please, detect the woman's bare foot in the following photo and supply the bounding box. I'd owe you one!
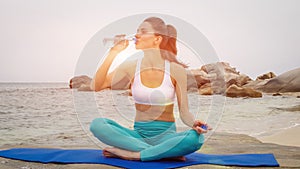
[103,147,140,161]
[102,149,118,158]
[162,156,186,162]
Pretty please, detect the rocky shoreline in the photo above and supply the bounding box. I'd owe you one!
[69,62,300,98]
[1,132,299,169]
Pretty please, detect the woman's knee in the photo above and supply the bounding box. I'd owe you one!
[184,130,204,150]
[90,118,110,134]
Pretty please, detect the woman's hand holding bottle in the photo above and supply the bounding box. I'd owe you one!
[103,34,136,53]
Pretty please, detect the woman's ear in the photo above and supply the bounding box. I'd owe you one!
[154,36,163,45]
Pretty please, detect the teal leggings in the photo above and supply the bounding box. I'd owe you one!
[90,118,204,161]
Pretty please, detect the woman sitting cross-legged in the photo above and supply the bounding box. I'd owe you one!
[90,16,211,161]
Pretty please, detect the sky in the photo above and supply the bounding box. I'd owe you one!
[0,0,299,82]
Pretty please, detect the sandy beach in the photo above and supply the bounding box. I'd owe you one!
[255,93,300,148]
[1,132,299,169]
[258,125,300,147]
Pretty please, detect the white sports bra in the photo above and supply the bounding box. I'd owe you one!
[131,58,176,106]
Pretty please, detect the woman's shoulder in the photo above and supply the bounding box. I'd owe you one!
[170,62,186,74]
[170,62,187,81]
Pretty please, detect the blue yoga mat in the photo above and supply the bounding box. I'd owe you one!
[0,148,279,168]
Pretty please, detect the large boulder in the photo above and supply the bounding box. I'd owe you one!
[201,62,240,75]
[198,62,253,94]
[77,84,93,91]
[226,73,253,87]
[200,62,227,94]
[187,69,210,90]
[243,79,269,89]
[69,75,92,89]
[257,68,300,93]
[198,83,213,95]
[236,74,253,86]
[226,84,262,98]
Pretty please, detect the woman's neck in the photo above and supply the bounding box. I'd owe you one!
[142,49,164,67]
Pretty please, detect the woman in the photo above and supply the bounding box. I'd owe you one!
[90,17,211,161]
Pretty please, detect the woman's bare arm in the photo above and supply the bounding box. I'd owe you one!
[172,64,195,127]
[90,50,119,91]
[172,63,209,133]
[90,37,129,91]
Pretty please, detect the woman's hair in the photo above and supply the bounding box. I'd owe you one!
[143,17,188,68]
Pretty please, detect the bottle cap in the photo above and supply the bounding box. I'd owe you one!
[201,124,207,130]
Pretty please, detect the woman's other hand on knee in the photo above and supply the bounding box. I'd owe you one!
[192,120,212,134]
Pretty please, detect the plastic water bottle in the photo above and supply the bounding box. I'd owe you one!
[201,124,208,130]
[102,35,136,47]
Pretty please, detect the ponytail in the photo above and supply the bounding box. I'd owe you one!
[143,17,188,68]
[161,24,188,68]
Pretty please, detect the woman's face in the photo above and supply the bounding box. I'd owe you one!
[135,22,161,50]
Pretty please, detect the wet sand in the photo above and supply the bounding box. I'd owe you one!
[258,125,300,147]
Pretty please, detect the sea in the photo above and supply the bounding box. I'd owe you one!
[0,83,299,148]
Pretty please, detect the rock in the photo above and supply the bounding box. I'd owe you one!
[226,74,252,87]
[258,68,300,93]
[211,80,226,95]
[201,62,240,75]
[226,78,238,88]
[77,84,92,91]
[226,84,262,98]
[187,70,210,90]
[237,74,253,86]
[68,66,300,96]
[69,75,92,89]
[200,62,227,94]
[274,105,300,112]
[256,72,276,80]
[243,79,269,89]
[198,62,253,94]
[189,69,207,77]
[192,62,255,94]
[199,83,213,95]
[273,92,282,96]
